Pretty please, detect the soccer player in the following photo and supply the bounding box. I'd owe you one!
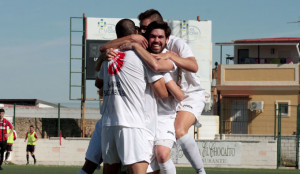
[102,9,206,174]
[4,128,17,164]
[0,108,14,170]
[139,10,206,174]
[78,19,151,174]
[119,21,183,174]
[99,18,170,174]
[24,125,38,165]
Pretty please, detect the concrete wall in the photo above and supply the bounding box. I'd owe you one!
[189,115,219,140]
[216,134,299,167]
[8,138,278,169]
[11,138,89,165]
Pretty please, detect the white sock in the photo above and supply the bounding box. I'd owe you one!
[158,159,176,174]
[197,167,206,174]
[77,169,88,174]
[177,134,204,172]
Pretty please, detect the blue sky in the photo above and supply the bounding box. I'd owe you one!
[1,0,300,106]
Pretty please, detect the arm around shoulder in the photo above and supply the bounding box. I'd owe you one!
[150,78,168,99]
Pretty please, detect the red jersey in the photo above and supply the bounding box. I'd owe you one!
[0,118,13,141]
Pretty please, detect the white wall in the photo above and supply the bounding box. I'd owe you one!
[9,138,277,169]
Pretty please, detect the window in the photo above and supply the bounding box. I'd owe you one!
[276,100,290,117]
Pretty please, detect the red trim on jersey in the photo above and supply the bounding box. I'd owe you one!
[0,118,13,141]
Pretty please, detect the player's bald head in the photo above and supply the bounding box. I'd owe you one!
[115,19,137,38]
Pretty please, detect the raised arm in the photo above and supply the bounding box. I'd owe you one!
[95,52,108,71]
[120,42,174,72]
[168,51,198,73]
[166,38,199,73]
[100,34,148,52]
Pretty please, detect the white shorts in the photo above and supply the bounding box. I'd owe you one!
[155,139,174,149]
[177,90,205,127]
[146,143,159,173]
[102,126,153,165]
[85,119,102,165]
[155,115,176,142]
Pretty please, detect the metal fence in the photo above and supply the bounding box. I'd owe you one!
[218,99,300,168]
[3,103,100,138]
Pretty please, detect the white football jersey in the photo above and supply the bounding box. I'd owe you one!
[167,35,204,93]
[98,50,162,131]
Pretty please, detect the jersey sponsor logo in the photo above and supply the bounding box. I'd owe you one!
[167,131,174,136]
[183,104,193,109]
[108,52,125,75]
[104,81,126,96]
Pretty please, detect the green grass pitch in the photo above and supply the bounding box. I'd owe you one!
[1,165,300,174]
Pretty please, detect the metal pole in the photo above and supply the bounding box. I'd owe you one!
[296,105,300,169]
[13,103,16,127]
[277,104,282,168]
[80,13,86,137]
[220,97,223,140]
[274,104,277,140]
[220,45,223,65]
[69,17,72,100]
[58,103,61,137]
[258,45,260,64]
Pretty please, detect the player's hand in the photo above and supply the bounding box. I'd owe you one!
[131,34,148,49]
[167,51,179,60]
[119,42,136,50]
[4,134,8,138]
[151,52,170,60]
[106,48,117,61]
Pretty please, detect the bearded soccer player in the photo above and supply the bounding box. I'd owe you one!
[102,9,206,174]
[99,18,170,174]
[119,21,183,174]
[79,19,169,174]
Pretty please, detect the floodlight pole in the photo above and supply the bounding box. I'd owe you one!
[80,13,86,137]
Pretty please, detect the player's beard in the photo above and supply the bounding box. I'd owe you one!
[150,41,165,54]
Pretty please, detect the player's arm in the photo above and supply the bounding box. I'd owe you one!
[14,131,17,140]
[120,42,174,72]
[150,78,168,99]
[95,54,105,89]
[95,78,103,89]
[5,122,14,138]
[95,52,108,72]
[100,34,148,52]
[24,133,28,142]
[33,133,38,142]
[165,80,184,101]
[155,51,198,73]
[168,52,198,73]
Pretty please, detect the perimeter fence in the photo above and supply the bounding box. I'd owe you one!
[2,103,101,139]
[218,98,300,168]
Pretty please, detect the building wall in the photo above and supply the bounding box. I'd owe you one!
[220,64,299,86]
[217,64,300,135]
[234,45,300,64]
[9,138,278,169]
[220,90,298,135]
